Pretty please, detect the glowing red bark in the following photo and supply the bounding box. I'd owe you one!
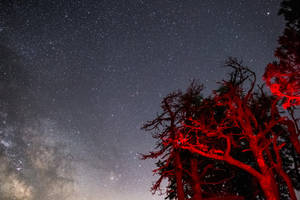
[263,62,300,109]
[141,91,197,200]
[263,27,300,109]
[263,15,300,154]
[190,158,202,200]
[174,64,298,199]
[143,62,299,200]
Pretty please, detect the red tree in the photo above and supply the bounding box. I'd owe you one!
[143,61,299,199]
[141,90,197,200]
[263,0,300,109]
[263,0,300,155]
[175,60,298,200]
[142,83,247,200]
[263,27,300,109]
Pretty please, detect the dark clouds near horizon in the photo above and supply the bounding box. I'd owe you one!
[0,0,285,199]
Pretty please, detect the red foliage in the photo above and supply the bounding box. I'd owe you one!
[263,62,300,109]
[263,28,300,109]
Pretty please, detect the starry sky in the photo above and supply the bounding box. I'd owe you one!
[0,0,285,199]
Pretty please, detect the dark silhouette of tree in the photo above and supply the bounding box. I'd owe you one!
[279,0,300,30]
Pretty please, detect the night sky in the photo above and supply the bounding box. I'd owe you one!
[0,1,285,200]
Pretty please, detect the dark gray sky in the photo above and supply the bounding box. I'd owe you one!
[0,0,284,199]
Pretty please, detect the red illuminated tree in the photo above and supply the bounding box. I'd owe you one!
[143,58,299,200]
[263,0,300,155]
[263,29,300,109]
[263,0,300,109]
[143,2,300,198]
[141,84,203,200]
[175,59,298,200]
[142,82,248,200]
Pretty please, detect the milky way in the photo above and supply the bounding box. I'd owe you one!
[0,1,284,199]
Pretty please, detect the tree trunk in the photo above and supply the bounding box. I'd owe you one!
[258,176,279,200]
[175,151,185,200]
[190,157,202,200]
[256,152,279,200]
